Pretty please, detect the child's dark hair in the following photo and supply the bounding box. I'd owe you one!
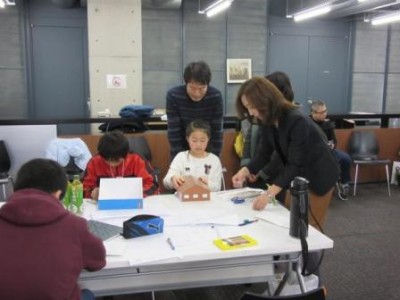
[185,119,211,138]
[183,61,211,85]
[98,131,129,161]
[14,158,67,199]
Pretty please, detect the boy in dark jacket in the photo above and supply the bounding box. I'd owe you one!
[0,159,106,300]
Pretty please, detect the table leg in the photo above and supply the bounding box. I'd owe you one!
[294,261,306,293]
[273,255,291,296]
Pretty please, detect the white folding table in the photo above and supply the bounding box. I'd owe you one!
[79,192,333,297]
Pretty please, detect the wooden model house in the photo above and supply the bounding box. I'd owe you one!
[176,176,211,202]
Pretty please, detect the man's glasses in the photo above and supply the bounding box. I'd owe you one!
[313,109,327,115]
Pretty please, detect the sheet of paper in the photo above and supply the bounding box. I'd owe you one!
[166,226,221,257]
[99,177,142,200]
[124,234,181,265]
[104,236,127,256]
[256,205,290,229]
[164,212,239,226]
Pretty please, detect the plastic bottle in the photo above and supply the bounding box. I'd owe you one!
[69,174,83,214]
[62,182,72,209]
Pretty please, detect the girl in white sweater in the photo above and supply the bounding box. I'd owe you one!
[163,119,223,192]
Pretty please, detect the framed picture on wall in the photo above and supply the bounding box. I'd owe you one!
[227,59,252,83]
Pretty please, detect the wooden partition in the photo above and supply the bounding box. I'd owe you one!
[64,128,400,192]
[67,130,241,192]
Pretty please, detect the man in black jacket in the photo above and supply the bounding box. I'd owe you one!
[310,100,351,201]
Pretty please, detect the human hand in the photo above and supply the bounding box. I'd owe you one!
[252,184,281,210]
[172,176,185,189]
[252,193,272,211]
[247,174,258,183]
[199,176,208,185]
[91,188,99,201]
[232,167,250,188]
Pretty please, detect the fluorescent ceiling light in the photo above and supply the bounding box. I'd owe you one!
[198,0,234,18]
[207,1,232,17]
[0,0,15,7]
[371,11,400,25]
[293,3,332,22]
[358,0,370,2]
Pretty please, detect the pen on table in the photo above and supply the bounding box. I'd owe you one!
[238,219,258,226]
[166,237,175,250]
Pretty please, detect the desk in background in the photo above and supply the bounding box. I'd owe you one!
[78,192,333,297]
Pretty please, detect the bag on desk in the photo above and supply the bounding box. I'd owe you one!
[122,214,164,239]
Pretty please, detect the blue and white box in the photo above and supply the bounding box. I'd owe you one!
[98,177,143,210]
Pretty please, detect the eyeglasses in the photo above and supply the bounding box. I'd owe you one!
[313,109,327,115]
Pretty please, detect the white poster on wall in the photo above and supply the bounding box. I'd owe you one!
[106,74,127,89]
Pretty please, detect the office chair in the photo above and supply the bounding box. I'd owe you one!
[347,130,391,196]
[127,135,160,184]
[0,140,14,199]
[241,288,326,300]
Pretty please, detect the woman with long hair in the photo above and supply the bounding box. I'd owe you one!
[232,76,339,228]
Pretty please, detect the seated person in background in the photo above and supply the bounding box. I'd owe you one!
[166,61,224,160]
[310,100,351,201]
[0,158,106,300]
[163,119,223,192]
[83,130,159,200]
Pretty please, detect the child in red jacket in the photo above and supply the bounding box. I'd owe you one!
[83,130,159,200]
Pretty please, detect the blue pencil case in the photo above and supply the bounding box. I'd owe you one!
[122,214,164,239]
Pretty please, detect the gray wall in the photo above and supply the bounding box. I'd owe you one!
[27,0,88,134]
[267,11,351,114]
[0,0,399,127]
[0,4,27,118]
[351,22,400,113]
[142,0,268,115]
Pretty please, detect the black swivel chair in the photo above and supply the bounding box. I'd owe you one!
[0,140,14,200]
[241,288,326,300]
[126,135,160,184]
[347,130,391,196]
